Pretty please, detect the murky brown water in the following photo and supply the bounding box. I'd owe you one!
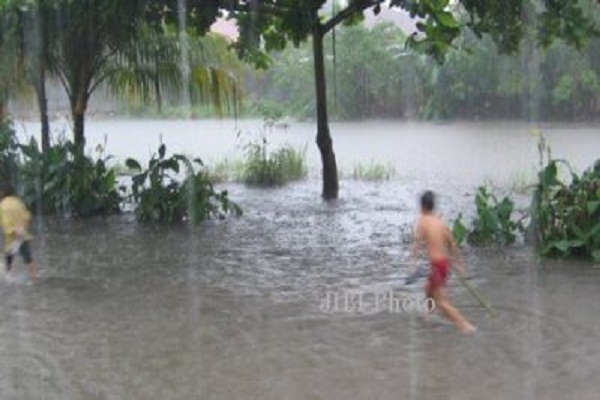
[3,120,600,399]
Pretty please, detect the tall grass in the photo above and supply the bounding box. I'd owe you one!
[205,158,246,183]
[351,162,395,181]
[242,139,308,186]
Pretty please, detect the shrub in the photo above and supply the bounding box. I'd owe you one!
[468,186,524,246]
[126,144,242,224]
[452,185,524,247]
[19,139,122,217]
[534,158,600,260]
[242,137,307,186]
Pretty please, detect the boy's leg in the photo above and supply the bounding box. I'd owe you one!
[20,241,38,281]
[431,287,476,333]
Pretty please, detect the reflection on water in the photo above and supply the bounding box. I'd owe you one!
[3,120,600,399]
[0,181,599,399]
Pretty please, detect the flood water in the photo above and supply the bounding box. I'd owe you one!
[2,119,600,399]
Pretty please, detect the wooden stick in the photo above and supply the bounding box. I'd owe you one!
[457,275,495,317]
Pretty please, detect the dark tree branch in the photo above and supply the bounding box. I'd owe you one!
[323,0,383,34]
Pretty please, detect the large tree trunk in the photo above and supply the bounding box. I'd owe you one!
[35,67,50,155]
[312,20,339,200]
[0,100,6,122]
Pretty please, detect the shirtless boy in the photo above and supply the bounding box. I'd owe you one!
[411,190,476,334]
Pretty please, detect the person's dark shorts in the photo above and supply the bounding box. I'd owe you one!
[5,240,33,270]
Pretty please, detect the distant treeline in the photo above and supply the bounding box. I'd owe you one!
[29,21,600,123]
[250,22,600,122]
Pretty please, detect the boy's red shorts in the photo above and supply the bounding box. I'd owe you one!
[428,258,449,289]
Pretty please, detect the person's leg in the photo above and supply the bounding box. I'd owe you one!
[5,254,13,272]
[20,241,37,282]
[432,287,476,333]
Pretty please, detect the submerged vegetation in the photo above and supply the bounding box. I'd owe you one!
[0,127,241,224]
[531,134,600,260]
[534,158,600,260]
[18,138,122,218]
[453,186,524,247]
[350,162,396,181]
[126,144,241,224]
[454,133,600,261]
[242,138,307,187]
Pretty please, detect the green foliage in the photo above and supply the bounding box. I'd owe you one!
[0,119,18,187]
[534,158,600,260]
[127,144,241,224]
[228,0,597,67]
[19,139,122,218]
[468,186,524,246]
[242,138,308,187]
[254,17,600,121]
[452,213,468,247]
[108,26,242,117]
[454,186,524,247]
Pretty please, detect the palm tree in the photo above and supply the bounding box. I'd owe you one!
[0,5,28,122]
[106,24,242,117]
[48,0,146,153]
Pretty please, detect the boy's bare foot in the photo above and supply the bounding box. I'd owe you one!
[459,323,477,334]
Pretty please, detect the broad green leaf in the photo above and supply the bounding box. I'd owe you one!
[125,158,142,171]
[436,12,459,28]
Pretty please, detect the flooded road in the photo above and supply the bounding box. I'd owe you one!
[2,120,600,399]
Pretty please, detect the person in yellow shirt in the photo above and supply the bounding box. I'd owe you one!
[0,183,38,281]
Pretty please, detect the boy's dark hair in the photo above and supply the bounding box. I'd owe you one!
[0,182,15,197]
[420,190,435,212]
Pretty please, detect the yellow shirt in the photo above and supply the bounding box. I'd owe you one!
[0,196,33,252]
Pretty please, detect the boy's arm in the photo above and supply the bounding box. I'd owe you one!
[411,224,422,270]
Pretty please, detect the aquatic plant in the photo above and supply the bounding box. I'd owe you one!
[205,158,246,183]
[451,213,468,247]
[18,138,122,218]
[452,186,524,247]
[526,131,600,260]
[126,144,241,224]
[242,137,307,187]
[351,162,396,181]
[533,158,600,260]
[468,186,524,246]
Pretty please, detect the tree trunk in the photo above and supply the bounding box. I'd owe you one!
[70,86,88,153]
[36,67,50,155]
[0,100,6,122]
[312,20,339,200]
[154,74,163,114]
[72,107,86,153]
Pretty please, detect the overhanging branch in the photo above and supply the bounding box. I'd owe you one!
[323,0,383,34]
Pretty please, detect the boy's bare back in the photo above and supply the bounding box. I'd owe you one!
[415,214,453,262]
